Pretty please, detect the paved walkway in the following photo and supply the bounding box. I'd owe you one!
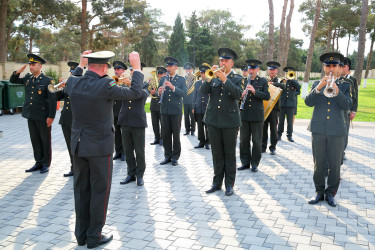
[0,112,374,250]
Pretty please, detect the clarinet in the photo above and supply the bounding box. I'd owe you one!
[240,74,252,111]
[158,72,169,104]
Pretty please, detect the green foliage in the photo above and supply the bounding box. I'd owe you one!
[168,13,188,65]
[43,67,61,84]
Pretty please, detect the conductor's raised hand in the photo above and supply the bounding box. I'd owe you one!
[129,51,141,71]
[79,50,92,68]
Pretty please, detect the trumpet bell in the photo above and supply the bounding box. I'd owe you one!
[286,71,296,80]
[323,86,337,98]
[48,84,58,93]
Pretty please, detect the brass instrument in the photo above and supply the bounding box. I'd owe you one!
[186,73,197,96]
[48,80,66,93]
[286,71,296,80]
[194,71,201,79]
[148,70,159,98]
[263,84,283,120]
[324,72,337,98]
[205,66,225,79]
[113,74,131,86]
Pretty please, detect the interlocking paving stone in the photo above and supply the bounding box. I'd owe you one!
[1,113,375,249]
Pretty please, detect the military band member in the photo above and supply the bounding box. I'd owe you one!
[112,60,128,161]
[305,52,351,207]
[192,64,210,149]
[241,65,250,78]
[65,51,143,248]
[183,62,196,136]
[277,66,301,143]
[342,57,358,160]
[118,77,149,186]
[262,61,285,155]
[10,54,56,174]
[202,48,243,196]
[158,57,187,166]
[150,66,167,146]
[55,61,81,177]
[238,59,270,172]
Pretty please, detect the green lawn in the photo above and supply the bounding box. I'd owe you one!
[296,80,375,122]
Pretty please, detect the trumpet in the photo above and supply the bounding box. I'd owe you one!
[113,74,131,86]
[205,66,225,79]
[323,72,337,98]
[48,80,66,93]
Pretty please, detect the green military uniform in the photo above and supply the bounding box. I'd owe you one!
[201,48,243,195]
[239,60,270,172]
[183,62,196,135]
[150,67,166,145]
[9,54,56,173]
[306,52,351,207]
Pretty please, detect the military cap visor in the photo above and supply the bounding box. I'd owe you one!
[246,59,262,69]
[320,52,344,65]
[157,66,167,74]
[27,53,46,64]
[343,57,352,68]
[112,61,127,70]
[184,62,194,69]
[164,56,179,66]
[266,61,280,69]
[67,61,79,72]
[283,66,295,72]
[84,51,115,64]
[218,48,238,60]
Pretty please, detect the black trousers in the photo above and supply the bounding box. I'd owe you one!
[73,151,113,245]
[151,110,162,141]
[184,104,195,132]
[195,114,209,145]
[311,133,344,196]
[27,119,52,167]
[61,124,73,171]
[208,125,238,188]
[278,107,295,137]
[240,120,263,167]
[262,109,279,150]
[121,126,146,178]
[344,111,350,152]
[161,114,182,160]
[114,116,123,155]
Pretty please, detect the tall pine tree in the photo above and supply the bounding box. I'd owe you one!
[134,28,158,66]
[168,13,188,65]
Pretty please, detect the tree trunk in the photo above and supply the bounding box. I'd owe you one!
[80,0,87,52]
[365,32,375,79]
[267,0,275,61]
[277,0,288,66]
[354,0,369,84]
[346,32,351,56]
[281,0,294,70]
[304,0,321,82]
[0,0,8,62]
[321,20,333,77]
[29,38,33,53]
[336,28,339,51]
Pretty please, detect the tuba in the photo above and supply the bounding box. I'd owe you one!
[148,70,159,98]
[186,73,197,96]
[286,71,296,80]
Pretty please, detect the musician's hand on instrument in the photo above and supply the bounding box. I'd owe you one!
[164,80,173,88]
[241,90,247,98]
[150,89,156,95]
[79,50,91,68]
[158,87,164,95]
[211,65,219,71]
[60,82,66,88]
[192,109,195,114]
[216,70,227,83]
[129,51,141,70]
[123,78,131,86]
[247,85,255,94]
[46,118,54,127]
[317,76,330,91]
[16,64,28,75]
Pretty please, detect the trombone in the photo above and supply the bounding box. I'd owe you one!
[48,79,67,93]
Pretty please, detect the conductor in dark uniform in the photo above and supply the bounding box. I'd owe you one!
[65,51,143,248]
[55,61,81,177]
[277,66,301,143]
[158,57,187,166]
[150,66,167,145]
[238,59,270,172]
[202,48,243,196]
[118,78,149,186]
[192,64,210,149]
[262,61,285,155]
[112,60,128,161]
[10,54,56,174]
[305,52,351,207]
[183,62,196,136]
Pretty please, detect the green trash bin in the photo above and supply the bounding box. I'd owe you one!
[0,82,4,116]
[1,81,25,115]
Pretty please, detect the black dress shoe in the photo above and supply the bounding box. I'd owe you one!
[191,131,195,136]
[205,185,221,194]
[308,193,324,204]
[237,164,250,170]
[194,143,204,149]
[225,186,234,196]
[160,158,171,165]
[121,154,126,161]
[40,165,49,174]
[205,144,210,150]
[325,194,337,207]
[277,135,281,141]
[113,153,121,160]
[270,149,276,155]
[171,159,178,166]
[77,239,87,246]
[137,177,144,186]
[120,176,136,185]
[251,165,258,172]
[63,170,74,177]
[159,139,163,146]
[87,234,113,249]
[183,131,190,135]
[150,139,160,145]
[287,136,295,142]
[25,165,42,173]
[261,149,266,153]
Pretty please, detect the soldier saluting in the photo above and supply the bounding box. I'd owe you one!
[10,54,56,174]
